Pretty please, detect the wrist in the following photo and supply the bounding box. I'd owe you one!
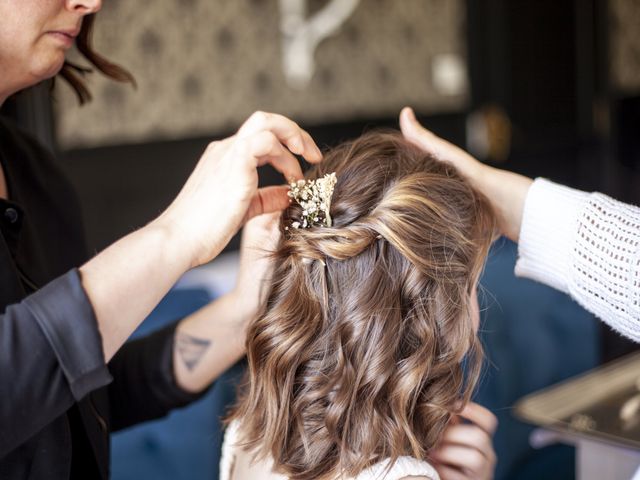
[477,166,533,242]
[145,216,197,271]
[151,208,229,270]
[228,288,261,326]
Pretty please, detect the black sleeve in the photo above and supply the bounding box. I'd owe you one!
[0,269,112,458]
[107,322,211,431]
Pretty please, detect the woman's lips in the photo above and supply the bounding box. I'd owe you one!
[47,30,78,48]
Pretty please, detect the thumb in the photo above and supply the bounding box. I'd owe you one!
[244,185,290,222]
[399,106,438,154]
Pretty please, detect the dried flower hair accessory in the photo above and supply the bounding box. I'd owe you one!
[287,172,337,229]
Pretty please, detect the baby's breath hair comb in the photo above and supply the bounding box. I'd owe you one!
[287,173,337,229]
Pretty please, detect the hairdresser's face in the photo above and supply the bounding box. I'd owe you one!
[470,284,480,332]
[0,0,101,101]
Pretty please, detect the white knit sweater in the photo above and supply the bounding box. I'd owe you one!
[515,178,640,341]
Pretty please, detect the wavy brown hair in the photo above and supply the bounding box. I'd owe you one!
[58,14,135,104]
[230,132,496,479]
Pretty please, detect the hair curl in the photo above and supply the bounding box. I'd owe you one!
[230,132,496,479]
[58,14,135,104]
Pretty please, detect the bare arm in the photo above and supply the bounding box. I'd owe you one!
[171,212,281,392]
[400,107,532,242]
[401,107,640,333]
[171,294,247,393]
[79,222,190,362]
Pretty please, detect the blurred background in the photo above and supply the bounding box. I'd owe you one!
[2,0,639,479]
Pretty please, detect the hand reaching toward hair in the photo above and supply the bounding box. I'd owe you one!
[156,111,322,269]
[231,211,282,322]
[399,106,532,242]
[430,402,498,480]
[169,211,283,394]
[81,111,321,361]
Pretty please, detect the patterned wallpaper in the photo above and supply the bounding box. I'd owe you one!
[54,0,468,149]
[610,0,640,94]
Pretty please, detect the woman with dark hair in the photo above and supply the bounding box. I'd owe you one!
[222,133,498,480]
[0,1,322,478]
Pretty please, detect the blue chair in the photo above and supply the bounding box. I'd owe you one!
[110,287,238,480]
[474,238,600,479]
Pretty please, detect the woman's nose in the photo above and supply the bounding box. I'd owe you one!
[66,0,102,15]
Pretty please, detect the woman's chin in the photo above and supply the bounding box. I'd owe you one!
[30,52,66,83]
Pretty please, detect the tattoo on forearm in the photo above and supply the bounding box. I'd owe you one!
[175,332,212,371]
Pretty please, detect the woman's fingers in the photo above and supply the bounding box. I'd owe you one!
[459,402,499,435]
[399,106,440,155]
[434,463,470,480]
[431,402,497,480]
[432,444,487,472]
[437,424,495,460]
[244,185,290,221]
[399,106,482,179]
[238,111,322,164]
[400,106,533,243]
[241,130,304,181]
[159,111,320,268]
[432,442,496,480]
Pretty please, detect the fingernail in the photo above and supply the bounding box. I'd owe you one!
[405,107,416,122]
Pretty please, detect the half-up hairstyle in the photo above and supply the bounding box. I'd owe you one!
[230,132,496,479]
[59,14,135,104]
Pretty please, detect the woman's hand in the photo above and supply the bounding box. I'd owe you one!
[430,402,498,480]
[230,212,282,322]
[81,111,320,361]
[399,107,532,242]
[172,213,281,393]
[157,111,322,268]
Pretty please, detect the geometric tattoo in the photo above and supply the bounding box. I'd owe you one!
[175,332,212,371]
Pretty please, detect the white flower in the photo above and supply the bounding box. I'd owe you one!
[287,173,337,229]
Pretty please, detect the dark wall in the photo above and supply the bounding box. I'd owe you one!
[466,0,638,360]
[467,0,608,191]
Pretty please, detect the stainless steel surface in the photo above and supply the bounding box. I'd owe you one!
[515,352,640,450]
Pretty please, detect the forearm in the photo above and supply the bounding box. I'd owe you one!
[172,292,250,393]
[79,219,193,361]
[398,107,533,242]
[477,165,533,242]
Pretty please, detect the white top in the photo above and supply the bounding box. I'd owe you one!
[516,178,640,341]
[219,420,440,480]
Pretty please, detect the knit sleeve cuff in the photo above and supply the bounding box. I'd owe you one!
[24,269,112,401]
[515,178,590,294]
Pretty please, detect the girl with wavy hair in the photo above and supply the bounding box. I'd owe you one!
[222,132,498,480]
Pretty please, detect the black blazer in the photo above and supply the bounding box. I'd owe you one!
[0,118,204,479]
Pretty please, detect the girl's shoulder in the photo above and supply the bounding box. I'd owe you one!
[221,420,440,480]
[354,456,440,480]
[220,420,242,480]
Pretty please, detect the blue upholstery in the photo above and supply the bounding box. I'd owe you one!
[111,238,600,480]
[110,287,227,480]
[474,238,600,479]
